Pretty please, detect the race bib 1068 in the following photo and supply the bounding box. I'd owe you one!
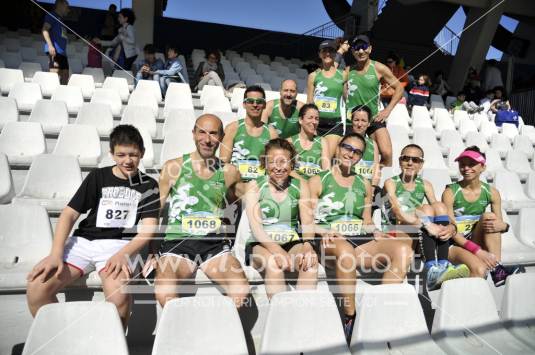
[182,212,221,236]
[96,197,138,228]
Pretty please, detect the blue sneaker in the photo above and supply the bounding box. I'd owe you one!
[425,264,445,291]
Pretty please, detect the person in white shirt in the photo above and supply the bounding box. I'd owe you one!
[95,8,138,71]
[483,60,503,92]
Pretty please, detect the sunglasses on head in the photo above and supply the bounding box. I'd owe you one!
[340,143,363,156]
[400,155,424,163]
[243,98,266,105]
[351,43,369,51]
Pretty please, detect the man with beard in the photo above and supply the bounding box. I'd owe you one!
[261,79,304,139]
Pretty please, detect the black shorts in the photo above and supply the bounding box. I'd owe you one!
[317,119,344,136]
[366,121,386,136]
[245,239,320,266]
[48,53,69,70]
[159,237,232,266]
[345,233,375,248]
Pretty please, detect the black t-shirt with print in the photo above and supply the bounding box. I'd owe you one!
[68,166,160,240]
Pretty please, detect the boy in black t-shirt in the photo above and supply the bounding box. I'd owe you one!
[27,125,159,326]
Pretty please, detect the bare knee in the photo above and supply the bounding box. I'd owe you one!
[392,242,414,264]
[481,212,497,221]
[418,204,435,217]
[431,201,449,216]
[265,257,285,277]
[471,264,488,278]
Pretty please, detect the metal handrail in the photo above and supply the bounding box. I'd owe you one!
[302,14,352,39]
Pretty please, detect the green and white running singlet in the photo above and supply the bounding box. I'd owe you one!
[291,134,323,179]
[353,136,375,180]
[248,175,301,245]
[313,69,345,121]
[231,119,271,181]
[268,99,300,139]
[346,61,380,123]
[383,175,426,225]
[449,182,491,236]
[315,170,367,236]
[165,154,228,240]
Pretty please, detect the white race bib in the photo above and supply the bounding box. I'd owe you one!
[265,224,300,245]
[297,161,321,177]
[96,197,138,228]
[331,217,363,236]
[455,215,480,235]
[182,212,221,236]
[315,96,337,113]
[354,160,374,180]
[237,159,265,180]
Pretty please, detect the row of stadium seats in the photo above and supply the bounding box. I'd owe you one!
[20,276,535,354]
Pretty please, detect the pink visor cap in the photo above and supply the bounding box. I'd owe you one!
[455,150,486,165]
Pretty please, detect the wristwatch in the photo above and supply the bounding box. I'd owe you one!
[502,223,510,233]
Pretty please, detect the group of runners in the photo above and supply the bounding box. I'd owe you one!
[26,35,520,343]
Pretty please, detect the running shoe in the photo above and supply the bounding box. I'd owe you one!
[425,264,445,291]
[491,264,525,287]
[427,263,470,291]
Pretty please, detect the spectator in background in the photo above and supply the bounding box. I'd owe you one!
[42,0,70,84]
[483,60,503,91]
[135,44,164,84]
[380,54,409,107]
[405,64,416,87]
[94,8,138,71]
[100,4,118,41]
[333,36,350,69]
[153,45,185,95]
[87,37,102,68]
[450,91,482,113]
[489,86,511,113]
[192,50,225,91]
[408,74,431,108]
[431,70,451,99]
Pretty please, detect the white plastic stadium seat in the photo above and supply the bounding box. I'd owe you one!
[7,82,42,112]
[18,62,42,80]
[0,153,15,204]
[0,204,52,290]
[136,79,162,103]
[51,85,84,114]
[53,124,101,167]
[520,125,535,144]
[13,154,82,212]
[29,99,69,134]
[0,122,46,165]
[138,128,155,168]
[459,119,478,139]
[112,69,135,89]
[23,302,128,355]
[200,85,225,105]
[261,291,350,355]
[103,76,130,102]
[513,135,534,157]
[203,95,232,113]
[163,82,194,116]
[82,67,105,87]
[490,133,512,158]
[501,273,535,349]
[452,109,469,128]
[75,103,114,136]
[0,68,24,95]
[0,96,18,129]
[3,38,20,52]
[505,149,532,181]
[20,46,37,61]
[480,120,498,141]
[494,170,535,211]
[162,109,195,139]
[411,105,433,129]
[421,169,452,197]
[482,148,505,180]
[517,207,535,249]
[440,130,464,155]
[501,123,519,140]
[121,105,157,138]
[1,52,22,68]
[128,89,159,118]
[208,111,237,128]
[67,73,95,100]
[464,131,489,152]
[152,296,248,355]
[32,71,60,97]
[500,209,535,265]
[352,283,445,354]
[386,104,411,130]
[90,88,122,117]
[434,109,455,135]
[431,278,531,355]
[159,128,196,166]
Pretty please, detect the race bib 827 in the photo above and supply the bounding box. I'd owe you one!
[96,197,138,228]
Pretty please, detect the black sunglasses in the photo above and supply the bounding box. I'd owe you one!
[340,143,363,156]
[400,155,424,163]
[351,43,369,51]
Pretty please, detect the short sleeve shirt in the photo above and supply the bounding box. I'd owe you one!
[43,12,68,55]
[68,167,160,240]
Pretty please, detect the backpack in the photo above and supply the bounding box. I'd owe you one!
[495,109,519,127]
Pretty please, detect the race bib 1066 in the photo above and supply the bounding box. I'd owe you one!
[96,197,138,228]
[315,96,337,113]
[331,217,363,236]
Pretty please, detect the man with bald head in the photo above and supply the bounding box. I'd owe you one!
[261,79,304,139]
[155,114,249,309]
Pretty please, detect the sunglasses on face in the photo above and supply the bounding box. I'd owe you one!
[400,155,424,163]
[243,98,266,105]
[340,143,363,156]
[351,43,369,51]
